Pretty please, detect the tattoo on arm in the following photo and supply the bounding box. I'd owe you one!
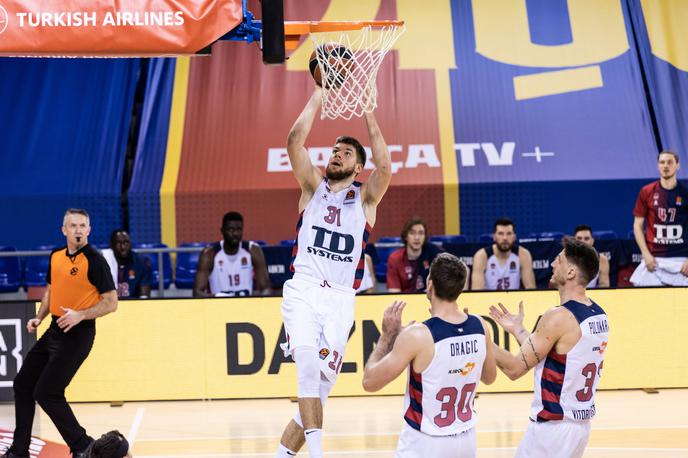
[527,337,542,364]
[519,351,530,370]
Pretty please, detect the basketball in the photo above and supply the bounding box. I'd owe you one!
[309,43,353,88]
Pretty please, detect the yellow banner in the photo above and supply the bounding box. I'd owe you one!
[49,288,688,402]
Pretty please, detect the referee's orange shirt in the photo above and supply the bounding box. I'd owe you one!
[47,244,116,316]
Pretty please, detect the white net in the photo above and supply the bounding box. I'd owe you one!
[309,23,405,120]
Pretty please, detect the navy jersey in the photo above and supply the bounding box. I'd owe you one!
[115,251,153,298]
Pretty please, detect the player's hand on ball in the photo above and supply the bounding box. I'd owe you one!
[26,318,41,333]
[382,300,406,337]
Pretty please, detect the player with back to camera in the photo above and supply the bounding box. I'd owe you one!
[362,253,496,458]
[489,238,609,458]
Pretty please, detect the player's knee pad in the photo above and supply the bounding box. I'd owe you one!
[293,374,335,426]
[293,346,320,398]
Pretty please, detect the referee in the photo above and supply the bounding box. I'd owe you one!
[3,209,117,458]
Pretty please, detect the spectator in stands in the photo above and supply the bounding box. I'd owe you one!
[101,230,152,299]
[471,217,536,290]
[631,150,688,286]
[194,211,270,297]
[573,225,610,287]
[386,216,442,293]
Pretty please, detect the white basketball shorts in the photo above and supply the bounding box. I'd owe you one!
[515,420,591,458]
[280,273,355,383]
[395,423,476,458]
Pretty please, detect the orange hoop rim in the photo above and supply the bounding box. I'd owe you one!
[283,20,404,51]
[284,20,404,35]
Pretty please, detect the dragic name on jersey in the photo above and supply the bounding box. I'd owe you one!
[403,315,487,436]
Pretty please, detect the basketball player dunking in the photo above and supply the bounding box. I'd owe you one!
[274,86,392,458]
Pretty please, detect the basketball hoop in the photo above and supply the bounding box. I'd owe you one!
[286,21,405,120]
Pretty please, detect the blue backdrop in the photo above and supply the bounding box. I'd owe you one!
[1,1,688,248]
[128,58,176,244]
[450,0,662,239]
[0,58,139,249]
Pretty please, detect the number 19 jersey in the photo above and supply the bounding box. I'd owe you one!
[530,300,609,423]
[403,315,486,436]
[291,179,370,290]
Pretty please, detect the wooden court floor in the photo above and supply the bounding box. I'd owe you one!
[0,389,686,457]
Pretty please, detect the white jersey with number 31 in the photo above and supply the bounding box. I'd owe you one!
[291,179,370,290]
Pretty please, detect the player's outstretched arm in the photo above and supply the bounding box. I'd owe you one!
[287,87,325,193]
[362,111,392,207]
[362,301,420,392]
[489,301,528,344]
[491,308,565,380]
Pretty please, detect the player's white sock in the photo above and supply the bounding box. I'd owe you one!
[304,428,323,458]
[275,443,297,457]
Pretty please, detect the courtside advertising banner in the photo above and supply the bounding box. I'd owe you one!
[0,302,37,402]
[42,288,688,402]
[0,0,243,56]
